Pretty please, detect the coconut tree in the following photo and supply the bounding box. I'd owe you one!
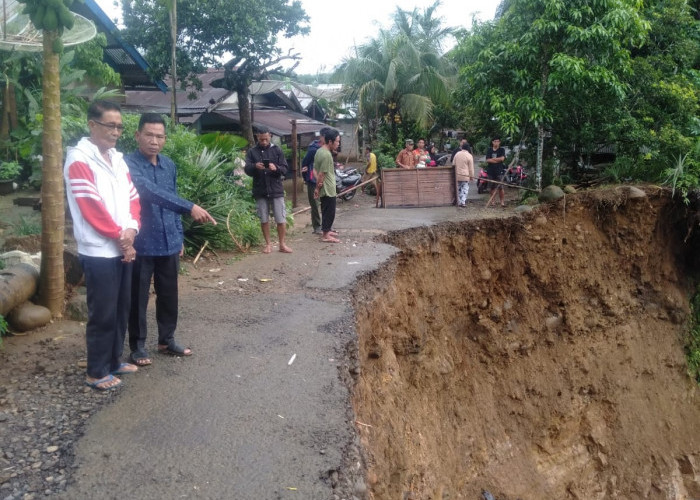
[335,1,456,148]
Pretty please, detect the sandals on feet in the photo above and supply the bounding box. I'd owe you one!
[85,374,122,391]
[158,340,192,357]
[111,362,138,375]
[130,349,152,367]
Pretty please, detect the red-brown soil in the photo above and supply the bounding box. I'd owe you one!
[352,187,700,499]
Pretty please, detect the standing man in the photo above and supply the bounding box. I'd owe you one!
[413,138,426,162]
[395,139,417,169]
[453,141,475,207]
[244,126,293,254]
[301,127,329,235]
[451,138,472,162]
[361,145,377,187]
[125,113,216,364]
[314,128,341,243]
[363,146,382,208]
[485,136,507,207]
[64,100,141,391]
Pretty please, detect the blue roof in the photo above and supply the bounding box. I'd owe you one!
[72,0,167,92]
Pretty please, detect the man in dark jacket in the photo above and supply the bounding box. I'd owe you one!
[244,127,292,253]
[300,127,330,235]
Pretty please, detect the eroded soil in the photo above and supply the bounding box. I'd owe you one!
[2,185,700,499]
[352,187,700,499]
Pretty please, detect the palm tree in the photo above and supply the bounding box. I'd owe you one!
[334,1,456,147]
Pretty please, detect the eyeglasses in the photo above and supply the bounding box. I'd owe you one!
[92,119,124,131]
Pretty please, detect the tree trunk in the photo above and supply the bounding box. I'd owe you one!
[38,31,65,317]
[168,0,178,124]
[536,123,544,192]
[238,85,254,144]
[1,83,19,159]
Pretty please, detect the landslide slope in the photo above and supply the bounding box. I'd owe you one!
[353,187,700,500]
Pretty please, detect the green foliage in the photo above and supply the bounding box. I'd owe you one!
[334,1,457,146]
[73,35,121,87]
[12,215,41,236]
[0,160,22,180]
[198,133,248,154]
[686,286,700,384]
[221,197,263,250]
[376,152,397,171]
[0,314,8,347]
[121,0,310,141]
[453,0,650,190]
[662,140,700,203]
[117,114,259,254]
[0,44,122,176]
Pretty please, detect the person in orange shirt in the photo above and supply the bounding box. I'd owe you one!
[395,139,417,169]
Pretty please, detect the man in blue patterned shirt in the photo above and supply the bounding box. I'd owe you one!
[125,113,216,365]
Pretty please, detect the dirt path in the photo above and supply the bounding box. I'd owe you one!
[1,187,517,499]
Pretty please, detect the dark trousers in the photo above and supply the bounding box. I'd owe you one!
[79,255,132,379]
[320,195,336,233]
[306,183,321,230]
[129,254,179,351]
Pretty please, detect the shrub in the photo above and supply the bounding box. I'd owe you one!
[0,314,8,347]
[687,286,700,384]
[376,153,396,171]
[0,160,22,180]
[12,215,41,236]
[116,113,260,254]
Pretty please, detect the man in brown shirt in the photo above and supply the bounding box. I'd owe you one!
[395,139,417,169]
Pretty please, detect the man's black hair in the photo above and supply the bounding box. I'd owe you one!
[87,100,121,121]
[138,113,166,131]
[323,128,340,143]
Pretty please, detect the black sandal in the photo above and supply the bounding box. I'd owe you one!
[130,348,152,366]
[157,340,192,356]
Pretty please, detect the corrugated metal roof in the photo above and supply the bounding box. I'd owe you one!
[208,109,327,137]
[70,0,167,91]
[125,86,230,115]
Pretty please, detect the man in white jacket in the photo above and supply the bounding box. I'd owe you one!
[64,100,141,391]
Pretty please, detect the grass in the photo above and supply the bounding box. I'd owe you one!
[686,287,700,384]
[0,314,8,348]
[12,215,41,236]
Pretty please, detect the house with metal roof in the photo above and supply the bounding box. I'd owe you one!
[70,0,167,91]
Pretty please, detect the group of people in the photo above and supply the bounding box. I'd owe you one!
[64,101,216,391]
[394,138,442,169]
[298,126,344,243]
[65,102,352,391]
[394,136,507,207]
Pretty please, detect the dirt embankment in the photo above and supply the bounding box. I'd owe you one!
[352,187,700,499]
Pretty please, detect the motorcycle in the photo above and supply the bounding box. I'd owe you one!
[335,164,362,201]
[476,168,489,194]
[505,164,528,186]
[435,153,451,166]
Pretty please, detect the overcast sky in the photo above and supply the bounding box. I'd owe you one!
[95,0,500,75]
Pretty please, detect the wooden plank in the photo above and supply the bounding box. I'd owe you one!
[382,167,456,208]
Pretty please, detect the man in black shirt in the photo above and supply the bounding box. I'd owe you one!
[485,136,506,207]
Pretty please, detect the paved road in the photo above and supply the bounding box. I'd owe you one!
[59,188,514,500]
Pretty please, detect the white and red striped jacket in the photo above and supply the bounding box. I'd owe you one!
[64,137,141,258]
